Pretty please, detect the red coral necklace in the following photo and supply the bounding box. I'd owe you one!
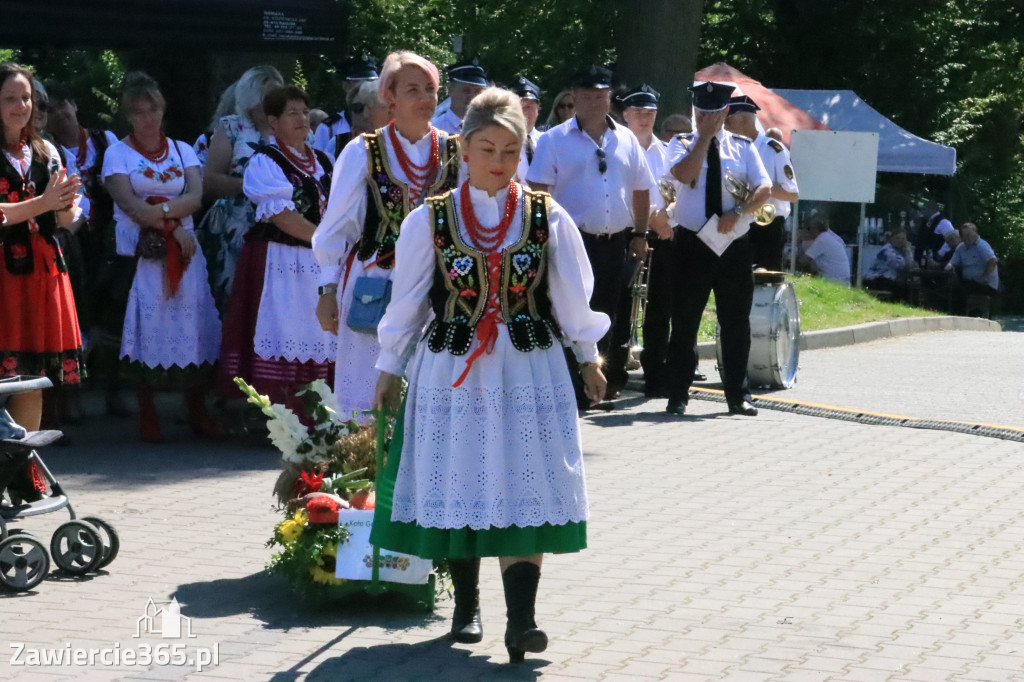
[459,181,519,252]
[280,141,317,175]
[5,133,27,156]
[388,124,439,198]
[129,131,169,164]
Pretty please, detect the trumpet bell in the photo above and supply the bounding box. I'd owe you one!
[754,203,776,226]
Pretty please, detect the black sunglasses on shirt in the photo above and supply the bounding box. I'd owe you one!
[595,147,607,174]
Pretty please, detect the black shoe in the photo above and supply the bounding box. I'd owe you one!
[727,400,758,416]
[502,562,548,663]
[665,398,686,415]
[693,369,708,382]
[449,558,483,643]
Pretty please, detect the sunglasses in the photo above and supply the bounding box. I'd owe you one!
[350,103,365,115]
[595,147,607,174]
[557,102,574,110]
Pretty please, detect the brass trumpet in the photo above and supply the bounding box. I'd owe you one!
[725,172,776,226]
[626,247,651,369]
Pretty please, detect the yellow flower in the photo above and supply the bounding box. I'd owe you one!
[277,519,304,544]
[309,545,347,585]
[293,508,308,525]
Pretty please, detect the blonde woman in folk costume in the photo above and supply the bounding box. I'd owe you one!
[370,87,608,663]
[313,51,460,421]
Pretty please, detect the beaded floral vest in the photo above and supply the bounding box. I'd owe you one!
[0,146,62,276]
[248,144,333,248]
[424,188,559,356]
[359,128,459,269]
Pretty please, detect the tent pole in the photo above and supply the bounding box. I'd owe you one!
[789,202,799,274]
[856,202,866,288]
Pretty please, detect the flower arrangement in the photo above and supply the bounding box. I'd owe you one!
[236,378,440,605]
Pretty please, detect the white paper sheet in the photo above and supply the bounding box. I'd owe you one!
[696,214,750,256]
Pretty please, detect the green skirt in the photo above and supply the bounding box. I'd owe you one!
[369,401,587,560]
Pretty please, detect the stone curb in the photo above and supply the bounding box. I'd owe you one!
[697,315,1002,359]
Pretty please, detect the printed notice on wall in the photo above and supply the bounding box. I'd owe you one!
[262,9,332,43]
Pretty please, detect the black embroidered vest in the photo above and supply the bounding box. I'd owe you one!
[0,146,62,276]
[424,188,559,356]
[358,128,460,269]
[332,131,353,161]
[248,144,333,248]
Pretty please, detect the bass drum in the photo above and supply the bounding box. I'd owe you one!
[716,278,801,389]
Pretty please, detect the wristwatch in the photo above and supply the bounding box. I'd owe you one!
[318,284,338,296]
[730,206,743,216]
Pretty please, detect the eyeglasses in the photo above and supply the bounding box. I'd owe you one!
[595,147,607,174]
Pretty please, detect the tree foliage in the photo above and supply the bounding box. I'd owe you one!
[700,0,1024,275]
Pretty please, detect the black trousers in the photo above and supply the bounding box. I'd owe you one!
[666,229,754,405]
[581,231,631,391]
[749,215,787,271]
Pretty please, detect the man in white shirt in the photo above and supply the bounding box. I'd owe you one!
[313,54,379,154]
[800,219,851,286]
[663,82,771,417]
[724,95,799,271]
[431,59,488,135]
[528,64,651,400]
[915,205,955,263]
[513,76,544,182]
[618,84,703,394]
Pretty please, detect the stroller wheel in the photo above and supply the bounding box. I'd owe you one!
[81,516,120,568]
[0,533,50,591]
[50,521,104,575]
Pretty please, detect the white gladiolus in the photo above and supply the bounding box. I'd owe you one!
[299,379,342,421]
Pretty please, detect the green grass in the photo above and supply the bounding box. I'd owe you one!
[696,274,940,340]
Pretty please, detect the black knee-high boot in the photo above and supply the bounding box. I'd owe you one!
[502,561,548,663]
[448,558,483,643]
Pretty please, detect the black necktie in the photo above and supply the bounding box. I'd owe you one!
[526,135,534,165]
[705,138,722,219]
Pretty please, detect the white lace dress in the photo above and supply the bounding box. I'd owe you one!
[376,184,609,531]
[313,124,448,421]
[241,145,337,366]
[102,140,221,373]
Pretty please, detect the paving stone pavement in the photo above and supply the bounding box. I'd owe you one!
[747,329,1024,430]
[2,329,1024,681]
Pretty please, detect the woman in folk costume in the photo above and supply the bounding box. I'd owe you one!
[102,72,222,442]
[217,85,336,412]
[312,51,460,422]
[0,63,83,430]
[370,88,609,663]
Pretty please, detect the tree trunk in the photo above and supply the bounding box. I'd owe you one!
[614,0,705,124]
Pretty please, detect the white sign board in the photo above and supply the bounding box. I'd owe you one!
[335,509,431,584]
[790,131,879,203]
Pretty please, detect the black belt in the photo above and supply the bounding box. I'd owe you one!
[580,228,631,242]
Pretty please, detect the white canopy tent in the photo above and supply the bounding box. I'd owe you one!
[773,89,957,176]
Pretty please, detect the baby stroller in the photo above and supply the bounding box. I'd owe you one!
[0,376,119,591]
